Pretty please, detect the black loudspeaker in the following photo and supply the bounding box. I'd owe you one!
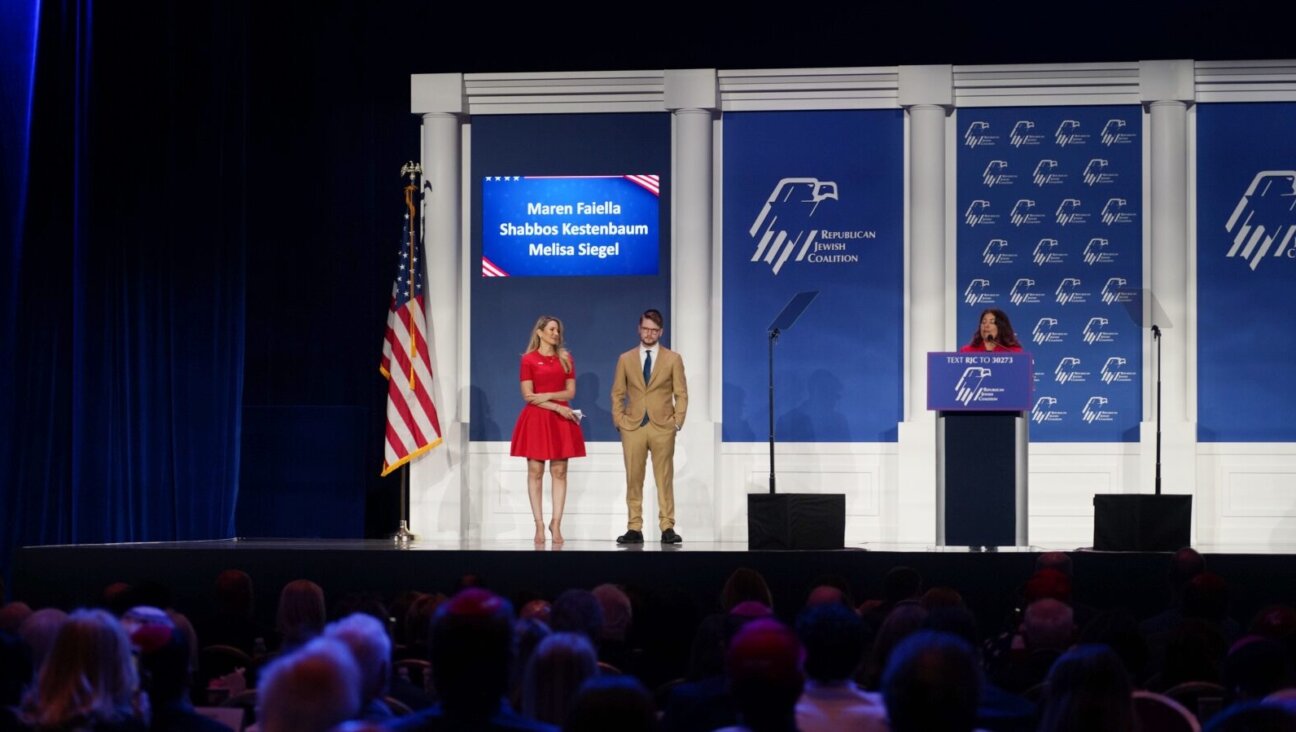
[1093,494,1192,551]
[747,494,845,550]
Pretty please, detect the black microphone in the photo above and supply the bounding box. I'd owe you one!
[986,333,997,343]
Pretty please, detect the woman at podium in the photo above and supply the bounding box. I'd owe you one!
[961,308,1023,352]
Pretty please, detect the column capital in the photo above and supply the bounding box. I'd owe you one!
[1140,60,1195,104]
[899,65,954,108]
[665,69,718,111]
[411,73,466,115]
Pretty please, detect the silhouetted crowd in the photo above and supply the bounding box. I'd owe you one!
[3,548,1296,731]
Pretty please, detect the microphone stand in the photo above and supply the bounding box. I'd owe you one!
[1152,323,1162,496]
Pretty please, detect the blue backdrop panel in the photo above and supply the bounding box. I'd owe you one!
[470,114,671,442]
[1197,103,1296,442]
[956,106,1143,442]
[722,111,904,443]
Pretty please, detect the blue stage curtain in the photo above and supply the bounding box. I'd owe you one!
[1,0,247,580]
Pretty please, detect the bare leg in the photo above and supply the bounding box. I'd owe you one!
[549,459,568,545]
[527,459,546,544]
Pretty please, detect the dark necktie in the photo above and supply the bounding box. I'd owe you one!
[640,350,652,426]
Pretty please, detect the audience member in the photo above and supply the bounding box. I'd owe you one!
[134,616,230,732]
[256,637,361,732]
[989,598,1073,694]
[591,583,634,672]
[522,632,598,726]
[862,601,927,689]
[0,603,32,635]
[200,570,265,655]
[1036,644,1134,732]
[563,675,657,732]
[923,606,1037,732]
[549,590,603,644]
[794,602,886,732]
[1141,547,1208,637]
[1222,636,1294,702]
[881,630,981,732]
[17,608,147,732]
[275,579,325,653]
[661,602,770,732]
[1074,610,1149,684]
[324,613,395,722]
[717,619,804,732]
[390,588,555,731]
[720,569,774,613]
[17,608,68,672]
[1203,701,1296,732]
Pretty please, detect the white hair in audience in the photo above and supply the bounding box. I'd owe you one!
[257,637,361,732]
[324,612,392,700]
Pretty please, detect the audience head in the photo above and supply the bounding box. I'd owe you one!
[324,612,393,703]
[136,623,193,703]
[0,602,32,634]
[21,608,140,728]
[797,601,866,683]
[257,637,361,732]
[215,569,255,617]
[1037,644,1135,732]
[592,584,633,642]
[805,585,848,608]
[1023,567,1072,604]
[430,588,516,713]
[725,618,805,730]
[922,605,980,649]
[722,567,774,613]
[551,589,604,642]
[17,607,68,671]
[920,586,964,611]
[1204,701,1296,732]
[1162,617,1227,686]
[1036,551,1074,577]
[1184,572,1231,623]
[406,592,444,652]
[1223,636,1293,701]
[882,566,923,606]
[1076,609,1148,681]
[881,630,981,732]
[564,674,657,732]
[807,574,854,608]
[865,601,929,687]
[1170,547,1207,589]
[277,579,326,650]
[1023,598,1074,651]
[522,632,599,725]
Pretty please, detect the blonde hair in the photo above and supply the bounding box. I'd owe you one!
[524,315,572,374]
[21,608,141,728]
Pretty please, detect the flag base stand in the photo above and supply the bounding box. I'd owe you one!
[390,520,418,545]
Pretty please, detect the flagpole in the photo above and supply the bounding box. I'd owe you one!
[391,160,424,546]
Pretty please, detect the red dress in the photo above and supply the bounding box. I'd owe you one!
[509,351,587,460]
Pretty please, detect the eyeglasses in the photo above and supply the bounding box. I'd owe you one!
[639,326,662,334]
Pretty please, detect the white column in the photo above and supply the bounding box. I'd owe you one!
[1140,60,1197,510]
[409,74,467,539]
[896,66,953,544]
[666,69,720,540]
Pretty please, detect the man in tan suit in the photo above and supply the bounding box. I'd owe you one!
[611,309,688,544]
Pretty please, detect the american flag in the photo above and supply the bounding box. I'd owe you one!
[380,176,443,476]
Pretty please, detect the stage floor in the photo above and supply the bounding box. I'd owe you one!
[14,538,1296,640]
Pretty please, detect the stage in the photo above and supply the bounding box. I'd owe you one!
[14,539,1296,638]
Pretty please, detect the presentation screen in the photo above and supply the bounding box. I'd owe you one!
[481,175,660,277]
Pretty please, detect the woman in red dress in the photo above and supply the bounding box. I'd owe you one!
[961,308,1024,352]
[510,315,586,545]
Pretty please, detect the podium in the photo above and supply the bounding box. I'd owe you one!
[927,352,1032,547]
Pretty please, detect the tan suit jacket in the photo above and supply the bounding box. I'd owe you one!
[611,346,688,432]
